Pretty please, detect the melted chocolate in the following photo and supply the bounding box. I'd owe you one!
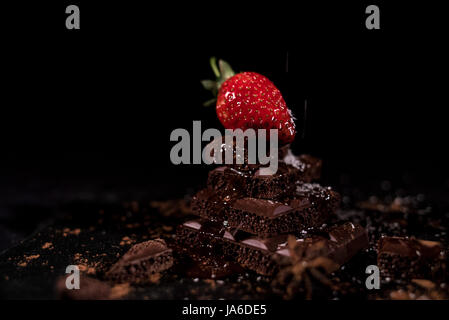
[232,198,293,218]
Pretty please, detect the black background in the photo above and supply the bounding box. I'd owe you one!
[1,1,448,248]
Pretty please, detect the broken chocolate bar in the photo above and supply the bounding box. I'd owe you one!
[191,183,340,237]
[293,183,341,216]
[175,251,245,279]
[205,136,290,171]
[377,236,447,282]
[106,239,173,283]
[176,220,368,276]
[207,163,300,200]
[282,151,322,182]
[205,151,322,201]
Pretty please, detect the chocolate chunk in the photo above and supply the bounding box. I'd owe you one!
[276,222,369,265]
[282,151,322,182]
[232,198,293,218]
[205,151,322,202]
[55,276,111,300]
[176,220,368,276]
[205,136,289,172]
[106,239,173,283]
[294,183,341,212]
[207,163,300,200]
[227,197,325,237]
[191,184,339,237]
[189,189,230,223]
[240,234,289,252]
[176,253,245,279]
[377,236,447,282]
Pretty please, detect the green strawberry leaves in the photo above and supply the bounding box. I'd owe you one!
[201,57,236,107]
[217,59,235,84]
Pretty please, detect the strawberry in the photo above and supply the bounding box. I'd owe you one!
[201,58,296,145]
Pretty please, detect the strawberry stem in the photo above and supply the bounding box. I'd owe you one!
[210,57,221,79]
[201,58,236,107]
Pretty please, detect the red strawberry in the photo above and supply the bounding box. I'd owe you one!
[201,58,296,145]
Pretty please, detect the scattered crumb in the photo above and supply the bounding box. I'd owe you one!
[42,242,53,250]
[388,280,449,300]
[412,279,436,290]
[204,279,216,290]
[256,286,265,293]
[78,265,88,272]
[150,198,194,217]
[72,253,102,275]
[62,228,82,237]
[87,267,96,275]
[358,196,416,214]
[17,254,41,267]
[390,289,420,300]
[119,236,134,246]
[149,273,161,284]
[109,283,131,299]
[125,223,141,229]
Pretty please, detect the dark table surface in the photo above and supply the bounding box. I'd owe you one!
[1,170,448,300]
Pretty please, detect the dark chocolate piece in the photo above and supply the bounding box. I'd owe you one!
[233,198,293,217]
[275,222,369,266]
[377,236,447,281]
[191,184,340,237]
[106,239,173,283]
[282,151,322,182]
[176,220,368,276]
[175,252,245,279]
[294,183,341,214]
[207,162,300,200]
[205,136,290,172]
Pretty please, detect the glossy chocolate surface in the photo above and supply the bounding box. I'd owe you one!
[232,198,293,218]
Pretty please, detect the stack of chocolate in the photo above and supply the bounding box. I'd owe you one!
[176,143,369,276]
